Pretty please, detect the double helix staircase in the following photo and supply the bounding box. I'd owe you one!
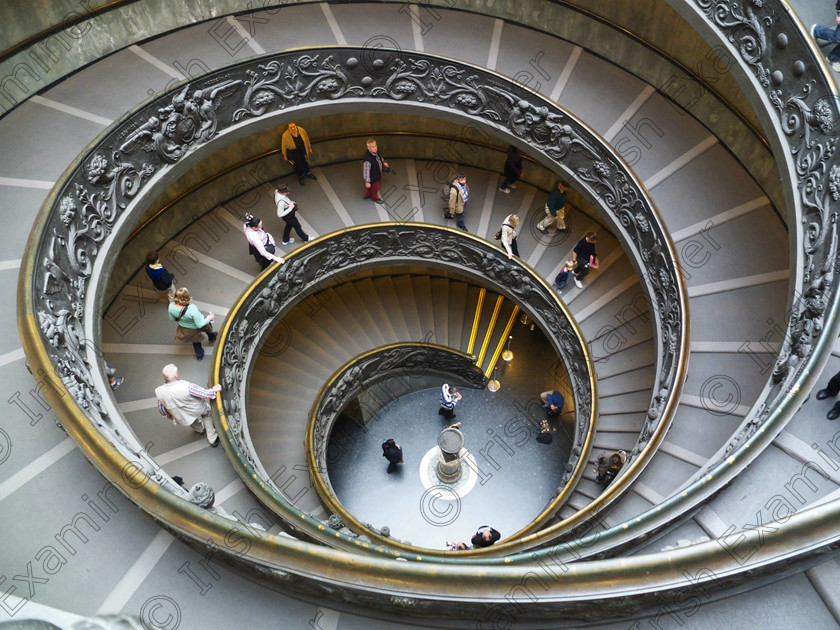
[4,1,840,628]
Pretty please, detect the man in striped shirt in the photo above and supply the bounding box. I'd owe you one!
[438,383,462,420]
[155,364,222,447]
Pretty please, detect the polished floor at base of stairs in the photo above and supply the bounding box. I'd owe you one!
[328,324,573,548]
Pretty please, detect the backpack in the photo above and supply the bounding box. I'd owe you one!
[441,182,458,201]
[152,270,174,291]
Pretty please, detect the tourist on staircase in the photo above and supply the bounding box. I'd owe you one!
[280,122,317,186]
[498,213,520,260]
[443,172,469,231]
[169,287,217,361]
[243,213,285,270]
[552,259,576,294]
[571,232,599,289]
[498,145,523,194]
[275,183,310,245]
[537,179,570,235]
[145,251,176,302]
[155,363,221,447]
[362,138,389,204]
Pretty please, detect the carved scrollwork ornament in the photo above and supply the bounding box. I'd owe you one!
[689,1,840,474]
[696,0,772,86]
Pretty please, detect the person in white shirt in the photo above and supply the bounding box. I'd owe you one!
[155,364,222,447]
[274,184,310,246]
[243,213,284,270]
[499,214,520,260]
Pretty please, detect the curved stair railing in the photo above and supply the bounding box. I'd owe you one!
[308,343,492,545]
[0,0,776,211]
[215,225,596,554]
[307,343,489,489]
[12,1,840,625]
[537,0,840,560]
[31,38,820,616]
[20,45,689,548]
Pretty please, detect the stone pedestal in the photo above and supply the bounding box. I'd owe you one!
[436,427,465,483]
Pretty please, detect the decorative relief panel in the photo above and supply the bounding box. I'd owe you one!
[693,0,840,456]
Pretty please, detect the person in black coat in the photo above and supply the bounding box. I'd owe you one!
[571,232,599,289]
[382,438,403,474]
[498,146,523,194]
[471,525,501,548]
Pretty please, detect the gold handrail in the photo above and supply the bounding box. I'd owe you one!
[464,288,485,356]
[484,306,520,378]
[475,294,504,368]
[212,223,599,557]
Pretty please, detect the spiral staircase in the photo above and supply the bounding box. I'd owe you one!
[3,1,840,628]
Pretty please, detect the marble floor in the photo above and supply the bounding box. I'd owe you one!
[327,321,574,548]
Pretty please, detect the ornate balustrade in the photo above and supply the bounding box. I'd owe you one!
[532,0,840,561]
[21,46,688,549]
[17,44,713,617]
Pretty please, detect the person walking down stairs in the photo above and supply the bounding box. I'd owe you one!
[274,184,310,246]
[443,172,470,231]
[169,287,217,361]
[280,122,317,186]
[571,232,599,289]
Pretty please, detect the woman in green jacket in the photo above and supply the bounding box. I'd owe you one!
[169,287,216,361]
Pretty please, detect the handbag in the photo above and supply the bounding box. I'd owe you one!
[202,322,217,341]
[494,223,512,241]
[248,238,276,257]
